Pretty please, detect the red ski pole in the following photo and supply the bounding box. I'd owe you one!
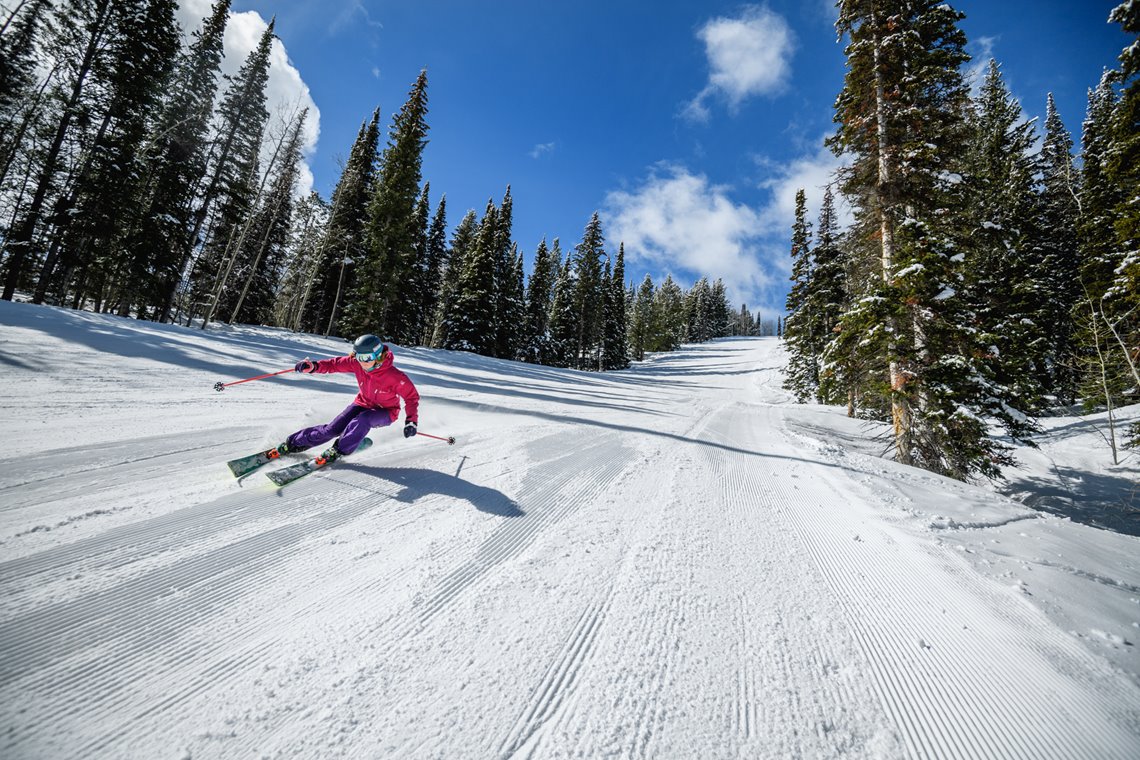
[418,431,456,445]
[213,367,296,392]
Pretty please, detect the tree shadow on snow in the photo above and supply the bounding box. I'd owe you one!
[1001,467,1140,537]
[338,464,524,518]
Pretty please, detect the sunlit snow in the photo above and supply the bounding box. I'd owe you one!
[0,301,1137,759]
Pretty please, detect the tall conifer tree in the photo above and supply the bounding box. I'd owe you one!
[963,59,1046,412]
[2,0,118,301]
[302,109,380,334]
[831,0,1035,479]
[129,0,229,321]
[430,208,477,348]
[518,237,557,363]
[345,69,429,337]
[783,188,817,402]
[1037,93,1082,404]
[188,19,275,324]
[570,212,606,369]
[446,200,498,353]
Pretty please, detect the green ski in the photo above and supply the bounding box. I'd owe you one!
[266,438,373,487]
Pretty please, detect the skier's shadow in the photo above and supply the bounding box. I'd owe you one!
[347,465,524,518]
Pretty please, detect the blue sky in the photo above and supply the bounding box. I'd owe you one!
[177,0,1133,320]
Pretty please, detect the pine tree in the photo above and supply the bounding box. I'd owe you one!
[547,251,577,367]
[808,187,848,404]
[1076,73,1132,425]
[1105,0,1140,446]
[685,277,711,343]
[227,108,307,325]
[962,59,1047,413]
[2,0,119,301]
[501,244,526,359]
[0,0,53,192]
[651,275,686,352]
[783,188,817,402]
[344,69,429,337]
[629,274,655,361]
[37,0,182,315]
[831,0,1035,479]
[570,212,606,369]
[188,18,275,325]
[302,108,380,335]
[430,208,476,348]
[709,279,731,338]
[419,194,448,344]
[518,237,557,363]
[603,243,629,369]
[275,190,330,330]
[385,182,431,343]
[492,185,514,358]
[128,0,229,322]
[446,200,498,353]
[1037,93,1082,404]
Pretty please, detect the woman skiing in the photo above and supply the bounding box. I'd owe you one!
[274,334,419,464]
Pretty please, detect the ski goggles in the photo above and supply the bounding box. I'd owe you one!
[356,345,388,363]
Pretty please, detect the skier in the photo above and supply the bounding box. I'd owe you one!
[274,334,420,465]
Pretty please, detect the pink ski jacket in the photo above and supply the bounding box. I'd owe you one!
[311,351,419,424]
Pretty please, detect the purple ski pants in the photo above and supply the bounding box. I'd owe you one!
[287,403,393,454]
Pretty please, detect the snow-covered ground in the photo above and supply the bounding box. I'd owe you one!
[0,300,1137,759]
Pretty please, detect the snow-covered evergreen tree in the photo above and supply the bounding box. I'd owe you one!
[651,275,686,352]
[831,0,1036,479]
[570,212,606,370]
[518,237,557,363]
[345,69,429,338]
[547,252,577,367]
[430,208,477,348]
[1036,93,1083,405]
[227,109,307,325]
[783,188,817,402]
[446,200,498,354]
[302,109,380,335]
[188,19,275,324]
[628,274,655,361]
[963,59,1047,413]
[127,0,229,322]
[419,194,448,345]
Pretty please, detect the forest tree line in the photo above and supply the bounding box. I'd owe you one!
[0,0,763,374]
[783,0,1139,480]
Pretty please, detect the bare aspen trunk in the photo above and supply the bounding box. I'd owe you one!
[873,24,912,465]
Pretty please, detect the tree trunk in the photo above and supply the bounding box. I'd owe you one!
[873,21,912,465]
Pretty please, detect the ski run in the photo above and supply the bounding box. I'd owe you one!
[0,300,1137,760]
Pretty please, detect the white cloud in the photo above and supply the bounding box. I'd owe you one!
[965,36,998,98]
[602,165,770,310]
[529,142,556,159]
[175,4,320,198]
[755,142,850,238]
[603,143,850,319]
[684,5,796,121]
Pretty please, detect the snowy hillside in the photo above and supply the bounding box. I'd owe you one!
[0,300,1137,759]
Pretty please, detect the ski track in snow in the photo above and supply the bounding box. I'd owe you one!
[0,306,1138,759]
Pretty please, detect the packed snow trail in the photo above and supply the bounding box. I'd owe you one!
[0,304,1137,759]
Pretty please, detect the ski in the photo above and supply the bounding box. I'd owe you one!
[266,437,373,487]
[226,447,289,478]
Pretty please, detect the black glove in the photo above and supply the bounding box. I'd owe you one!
[295,358,316,373]
[403,421,417,438]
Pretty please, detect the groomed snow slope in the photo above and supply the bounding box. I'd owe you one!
[0,301,1137,759]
